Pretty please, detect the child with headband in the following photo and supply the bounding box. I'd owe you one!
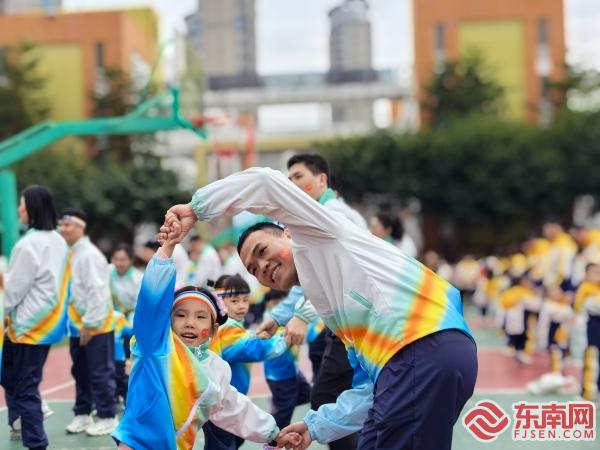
[112,220,300,450]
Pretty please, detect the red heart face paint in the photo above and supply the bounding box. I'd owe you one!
[304,183,313,192]
[200,328,210,340]
[278,249,292,261]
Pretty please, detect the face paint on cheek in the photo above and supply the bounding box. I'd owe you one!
[200,328,210,340]
[304,183,313,192]
[278,249,292,261]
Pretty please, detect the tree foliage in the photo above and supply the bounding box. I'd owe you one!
[0,42,49,139]
[90,67,157,163]
[1,48,191,247]
[422,53,504,127]
[318,111,600,254]
[14,146,190,243]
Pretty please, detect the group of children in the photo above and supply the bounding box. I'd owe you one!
[0,185,308,450]
[5,168,598,450]
[112,221,303,449]
[443,219,600,401]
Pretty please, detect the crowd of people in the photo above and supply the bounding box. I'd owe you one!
[424,220,600,399]
[0,152,597,450]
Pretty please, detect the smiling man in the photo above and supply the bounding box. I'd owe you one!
[161,167,477,450]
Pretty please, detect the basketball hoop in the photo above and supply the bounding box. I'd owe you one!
[190,113,255,181]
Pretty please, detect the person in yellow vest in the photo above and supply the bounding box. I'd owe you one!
[1,185,70,449]
[500,275,538,364]
[569,226,600,287]
[59,208,117,437]
[509,252,529,279]
[538,284,574,374]
[453,254,481,301]
[542,219,578,288]
[523,233,551,286]
[574,263,600,401]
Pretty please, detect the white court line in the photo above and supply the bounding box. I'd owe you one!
[40,380,74,396]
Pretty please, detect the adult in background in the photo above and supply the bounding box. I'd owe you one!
[2,185,70,450]
[59,208,118,436]
[369,212,418,258]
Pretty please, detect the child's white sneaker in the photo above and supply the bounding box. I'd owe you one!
[86,417,118,436]
[41,400,54,419]
[515,351,532,365]
[65,414,94,433]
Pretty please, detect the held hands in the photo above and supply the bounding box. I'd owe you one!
[267,431,303,449]
[283,316,308,346]
[256,316,308,345]
[256,317,279,339]
[157,203,198,245]
[277,422,312,450]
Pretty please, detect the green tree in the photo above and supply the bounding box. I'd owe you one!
[319,115,584,254]
[0,42,49,139]
[548,65,600,114]
[91,67,157,162]
[422,53,504,127]
[14,145,190,244]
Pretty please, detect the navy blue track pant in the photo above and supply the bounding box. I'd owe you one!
[267,371,311,429]
[1,338,50,450]
[357,329,478,450]
[69,331,116,418]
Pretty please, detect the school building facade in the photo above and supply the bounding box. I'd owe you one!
[0,9,159,120]
[413,0,566,126]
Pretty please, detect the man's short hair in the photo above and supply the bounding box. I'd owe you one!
[61,207,88,223]
[287,153,330,182]
[236,221,285,255]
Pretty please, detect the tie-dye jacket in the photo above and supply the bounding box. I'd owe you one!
[210,317,288,394]
[112,255,278,450]
[190,167,474,443]
[4,229,70,345]
[68,236,114,337]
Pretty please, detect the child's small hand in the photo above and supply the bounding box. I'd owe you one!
[158,218,182,243]
[165,219,182,246]
[277,431,302,449]
[256,330,271,339]
[277,423,310,450]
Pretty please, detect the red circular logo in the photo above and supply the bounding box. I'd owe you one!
[462,400,510,442]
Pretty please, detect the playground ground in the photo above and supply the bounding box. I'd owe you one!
[1,310,598,449]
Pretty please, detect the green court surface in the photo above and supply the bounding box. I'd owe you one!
[2,393,597,449]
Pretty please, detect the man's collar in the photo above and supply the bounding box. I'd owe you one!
[318,188,336,205]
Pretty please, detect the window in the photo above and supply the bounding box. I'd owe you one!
[435,23,445,52]
[95,42,105,69]
[538,18,548,46]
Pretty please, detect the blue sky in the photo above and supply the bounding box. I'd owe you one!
[63,0,600,78]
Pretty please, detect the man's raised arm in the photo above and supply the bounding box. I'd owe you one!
[164,168,344,244]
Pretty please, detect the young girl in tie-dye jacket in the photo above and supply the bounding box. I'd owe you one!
[111,224,296,450]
